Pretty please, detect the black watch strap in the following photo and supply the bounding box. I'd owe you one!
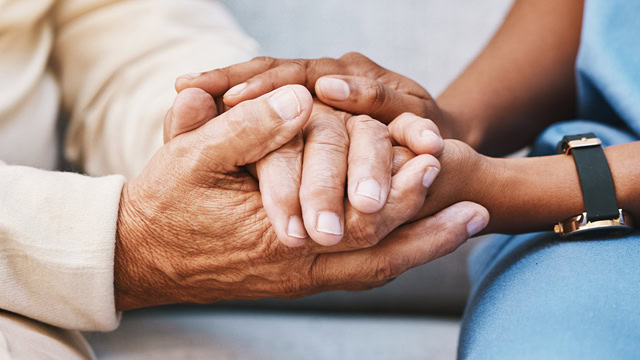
[557,133,620,222]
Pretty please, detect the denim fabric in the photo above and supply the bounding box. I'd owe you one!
[459,0,640,358]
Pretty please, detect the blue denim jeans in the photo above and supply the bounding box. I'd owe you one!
[458,120,640,359]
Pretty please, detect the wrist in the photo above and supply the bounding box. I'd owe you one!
[115,183,160,311]
[461,150,499,226]
[480,154,584,234]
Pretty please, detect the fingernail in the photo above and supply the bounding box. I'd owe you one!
[317,78,350,101]
[287,216,307,239]
[355,178,381,202]
[422,167,440,187]
[226,83,248,98]
[422,130,444,148]
[178,72,201,80]
[316,212,343,235]
[466,215,488,237]
[269,87,301,121]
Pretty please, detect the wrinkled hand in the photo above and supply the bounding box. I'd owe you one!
[176,52,462,140]
[174,56,447,247]
[258,102,447,247]
[165,87,444,247]
[114,85,489,311]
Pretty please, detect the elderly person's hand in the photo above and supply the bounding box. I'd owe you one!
[114,85,489,310]
[175,57,447,247]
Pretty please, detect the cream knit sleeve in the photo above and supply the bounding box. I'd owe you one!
[0,163,125,331]
[53,0,258,179]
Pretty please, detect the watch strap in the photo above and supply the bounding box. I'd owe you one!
[558,133,620,222]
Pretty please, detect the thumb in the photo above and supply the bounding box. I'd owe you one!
[164,88,218,143]
[185,85,313,171]
[315,201,490,286]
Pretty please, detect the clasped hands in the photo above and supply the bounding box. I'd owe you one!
[114,53,490,310]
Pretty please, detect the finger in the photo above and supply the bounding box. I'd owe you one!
[315,75,433,124]
[163,88,218,143]
[188,85,313,170]
[345,115,393,214]
[314,201,490,286]
[256,133,308,247]
[299,108,351,247]
[309,153,440,253]
[388,113,444,156]
[222,58,350,107]
[174,57,284,95]
[392,147,416,175]
[220,52,398,107]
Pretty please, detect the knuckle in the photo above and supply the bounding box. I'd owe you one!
[299,181,344,204]
[340,52,372,65]
[172,131,227,174]
[252,56,276,67]
[373,255,398,282]
[382,196,421,226]
[282,60,309,85]
[279,278,309,296]
[262,148,302,169]
[266,136,304,159]
[257,224,284,256]
[431,215,466,256]
[289,58,309,71]
[372,252,414,282]
[265,69,284,89]
[306,139,349,163]
[309,255,330,287]
[364,81,388,107]
[305,122,349,151]
[340,52,378,74]
[355,119,390,141]
[233,103,274,141]
[310,102,351,121]
[340,51,365,60]
[213,67,228,78]
[395,112,419,125]
[352,114,375,123]
[345,217,379,249]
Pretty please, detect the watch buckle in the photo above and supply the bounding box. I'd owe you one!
[554,209,633,237]
[562,137,602,154]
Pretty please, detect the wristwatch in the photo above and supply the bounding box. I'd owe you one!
[554,133,633,237]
